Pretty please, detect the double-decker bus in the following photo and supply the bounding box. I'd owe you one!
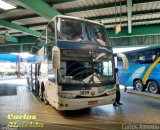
[28,15,128,110]
[117,46,160,94]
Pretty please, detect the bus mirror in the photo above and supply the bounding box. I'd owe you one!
[52,46,60,69]
[117,53,128,70]
[93,53,106,62]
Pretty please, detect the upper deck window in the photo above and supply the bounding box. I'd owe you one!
[60,19,82,41]
[84,23,106,47]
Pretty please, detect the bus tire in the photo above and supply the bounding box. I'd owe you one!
[134,80,144,91]
[147,81,160,94]
[43,91,49,105]
[40,83,45,101]
[35,81,40,96]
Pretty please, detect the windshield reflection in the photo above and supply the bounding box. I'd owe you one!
[58,50,114,86]
[58,18,108,47]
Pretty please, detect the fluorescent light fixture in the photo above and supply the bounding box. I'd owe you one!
[0,0,16,10]
[113,47,147,53]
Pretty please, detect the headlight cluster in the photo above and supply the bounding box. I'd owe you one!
[106,89,116,95]
[58,92,77,99]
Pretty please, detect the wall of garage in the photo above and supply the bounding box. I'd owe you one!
[0,44,33,53]
[111,35,160,47]
[0,45,21,53]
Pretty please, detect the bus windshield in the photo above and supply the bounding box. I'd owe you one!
[58,50,114,86]
[58,18,107,47]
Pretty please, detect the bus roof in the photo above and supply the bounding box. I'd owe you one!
[123,46,160,54]
[49,15,104,27]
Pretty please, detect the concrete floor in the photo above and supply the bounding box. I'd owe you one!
[0,79,160,130]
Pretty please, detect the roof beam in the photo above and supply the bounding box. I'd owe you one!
[18,36,38,43]
[0,20,41,37]
[133,0,159,4]
[58,0,159,14]
[19,0,61,20]
[104,17,160,26]
[127,0,132,33]
[88,9,160,20]
[6,14,39,22]
[60,1,126,14]
[53,0,158,5]
[108,25,160,38]
[52,0,79,4]
[0,34,18,42]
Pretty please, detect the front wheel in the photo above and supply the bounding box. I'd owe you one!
[147,81,160,94]
[134,80,144,91]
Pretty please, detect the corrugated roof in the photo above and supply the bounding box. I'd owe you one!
[0,0,159,37]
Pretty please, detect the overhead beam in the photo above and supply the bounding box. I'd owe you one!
[104,17,160,26]
[53,0,158,5]
[0,34,18,42]
[88,9,160,20]
[127,0,132,33]
[19,0,61,20]
[58,0,158,14]
[18,36,38,43]
[0,20,41,37]
[60,1,126,14]
[0,43,34,46]
[0,8,25,18]
[51,0,79,4]
[108,25,160,38]
[133,0,159,4]
[6,14,39,22]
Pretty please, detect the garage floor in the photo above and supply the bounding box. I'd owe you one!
[0,79,160,130]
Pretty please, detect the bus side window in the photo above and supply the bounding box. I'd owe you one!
[48,63,56,82]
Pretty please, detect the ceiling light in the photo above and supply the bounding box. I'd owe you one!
[0,0,16,10]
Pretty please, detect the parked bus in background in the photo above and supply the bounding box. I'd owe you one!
[28,15,128,110]
[117,46,160,94]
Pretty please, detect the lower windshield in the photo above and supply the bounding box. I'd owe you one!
[58,50,114,86]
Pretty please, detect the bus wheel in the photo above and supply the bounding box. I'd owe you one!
[134,80,143,91]
[40,83,44,101]
[43,91,49,105]
[147,81,160,94]
[35,82,39,96]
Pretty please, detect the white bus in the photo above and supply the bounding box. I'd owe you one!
[28,15,128,110]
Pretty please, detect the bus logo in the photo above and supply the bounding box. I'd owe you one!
[98,87,106,93]
[91,91,95,96]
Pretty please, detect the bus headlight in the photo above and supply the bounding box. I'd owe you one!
[106,89,116,95]
[58,92,77,99]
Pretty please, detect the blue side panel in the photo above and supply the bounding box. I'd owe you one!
[0,54,22,62]
[117,61,150,87]
[27,55,47,63]
[148,63,160,86]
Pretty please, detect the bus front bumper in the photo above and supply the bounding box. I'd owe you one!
[56,94,116,110]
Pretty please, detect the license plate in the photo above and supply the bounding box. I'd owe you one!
[88,100,98,105]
